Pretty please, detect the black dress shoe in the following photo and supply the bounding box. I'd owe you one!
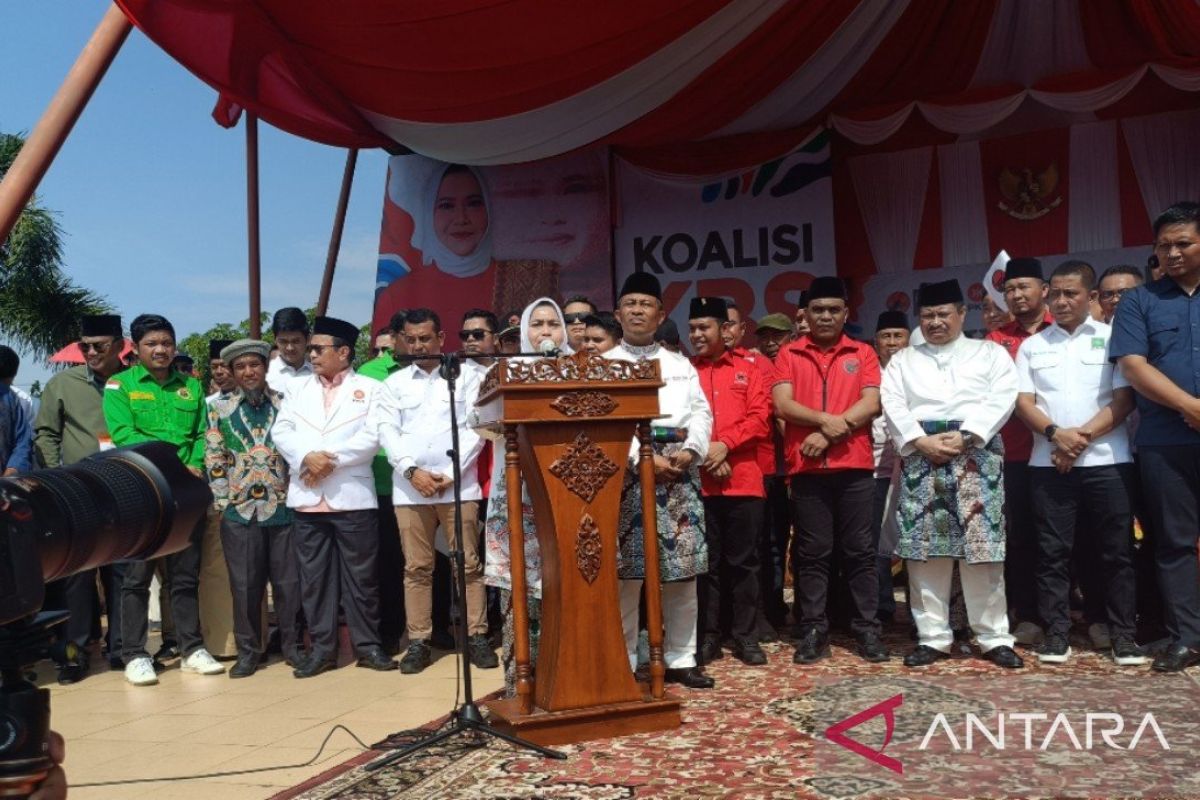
[856,632,890,663]
[1151,643,1200,673]
[665,667,715,689]
[229,656,259,679]
[733,639,767,666]
[293,655,337,678]
[284,648,307,669]
[792,629,830,664]
[56,662,88,685]
[357,646,398,671]
[903,645,950,667]
[399,640,432,674]
[981,645,1024,669]
[699,636,723,664]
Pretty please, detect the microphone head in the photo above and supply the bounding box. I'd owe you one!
[538,339,559,355]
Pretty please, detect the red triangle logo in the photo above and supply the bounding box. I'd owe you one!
[824,693,904,774]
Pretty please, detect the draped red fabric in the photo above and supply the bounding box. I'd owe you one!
[1080,0,1200,67]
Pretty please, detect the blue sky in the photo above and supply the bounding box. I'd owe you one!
[2,2,390,390]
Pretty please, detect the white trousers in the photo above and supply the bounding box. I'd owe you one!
[619,579,698,669]
[907,558,1014,652]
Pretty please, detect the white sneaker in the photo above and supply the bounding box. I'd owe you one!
[181,648,226,675]
[125,656,158,686]
[1088,623,1112,650]
[1012,621,1045,646]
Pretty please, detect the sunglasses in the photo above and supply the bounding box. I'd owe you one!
[459,329,493,341]
[79,340,115,354]
[305,344,341,354]
[563,313,589,324]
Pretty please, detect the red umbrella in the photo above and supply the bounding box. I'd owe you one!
[49,339,135,365]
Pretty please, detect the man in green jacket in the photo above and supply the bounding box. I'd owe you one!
[102,313,225,686]
[35,314,126,683]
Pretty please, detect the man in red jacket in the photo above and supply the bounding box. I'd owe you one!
[985,257,1054,646]
[690,297,771,666]
[773,277,888,664]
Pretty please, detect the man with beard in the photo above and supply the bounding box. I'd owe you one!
[986,257,1054,647]
[36,314,126,682]
[609,272,715,688]
[882,280,1023,670]
[689,297,770,666]
[204,339,302,677]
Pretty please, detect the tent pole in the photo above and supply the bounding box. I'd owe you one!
[0,3,132,243]
[316,148,358,316]
[246,113,262,338]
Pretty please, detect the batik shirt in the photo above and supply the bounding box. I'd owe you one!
[204,389,291,526]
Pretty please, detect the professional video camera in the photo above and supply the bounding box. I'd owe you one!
[0,442,212,798]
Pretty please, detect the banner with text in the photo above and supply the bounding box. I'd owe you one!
[614,132,835,335]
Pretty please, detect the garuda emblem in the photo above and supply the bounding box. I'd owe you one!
[998,163,1062,220]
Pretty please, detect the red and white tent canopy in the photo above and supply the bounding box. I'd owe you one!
[115,0,1200,167]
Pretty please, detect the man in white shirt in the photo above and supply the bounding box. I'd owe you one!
[375,308,495,675]
[608,273,715,689]
[881,279,1024,669]
[1015,261,1145,666]
[266,307,313,393]
[272,316,396,677]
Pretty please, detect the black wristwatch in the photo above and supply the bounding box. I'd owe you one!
[403,466,418,481]
[1043,424,1058,442]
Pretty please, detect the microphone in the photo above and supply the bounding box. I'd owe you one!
[538,339,560,356]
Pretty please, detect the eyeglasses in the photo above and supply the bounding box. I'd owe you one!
[563,313,589,325]
[458,329,493,341]
[79,340,114,354]
[1099,288,1131,301]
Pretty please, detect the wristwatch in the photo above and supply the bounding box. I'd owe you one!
[1043,424,1058,442]
[403,466,418,481]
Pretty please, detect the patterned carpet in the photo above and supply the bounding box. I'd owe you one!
[274,624,1200,800]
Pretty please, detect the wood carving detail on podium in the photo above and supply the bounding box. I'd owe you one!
[551,391,617,418]
[575,513,602,584]
[549,433,619,503]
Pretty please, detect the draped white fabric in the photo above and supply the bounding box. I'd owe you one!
[714,0,910,137]
[358,0,788,164]
[1068,121,1121,252]
[937,141,990,267]
[850,147,933,274]
[969,0,1093,89]
[1121,109,1200,224]
[829,65,1200,146]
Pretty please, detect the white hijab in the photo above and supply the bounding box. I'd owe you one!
[385,154,494,279]
[519,297,575,356]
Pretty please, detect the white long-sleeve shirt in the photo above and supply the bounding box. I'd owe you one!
[374,362,485,505]
[606,342,712,462]
[881,334,1017,456]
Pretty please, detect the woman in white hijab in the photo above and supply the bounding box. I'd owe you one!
[477,297,573,695]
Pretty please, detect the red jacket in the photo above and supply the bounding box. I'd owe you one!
[692,350,770,497]
[772,334,880,474]
[985,312,1052,463]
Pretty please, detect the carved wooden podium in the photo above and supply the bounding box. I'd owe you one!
[474,351,682,746]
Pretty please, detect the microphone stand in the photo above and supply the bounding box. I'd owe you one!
[367,351,565,770]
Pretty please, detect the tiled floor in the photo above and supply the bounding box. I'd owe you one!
[37,638,503,800]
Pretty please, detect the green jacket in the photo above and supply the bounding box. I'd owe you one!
[358,353,403,495]
[102,364,206,468]
[33,365,108,467]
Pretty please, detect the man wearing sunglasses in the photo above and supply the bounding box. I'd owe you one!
[562,295,597,353]
[460,309,499,368]
[35,314,126,683]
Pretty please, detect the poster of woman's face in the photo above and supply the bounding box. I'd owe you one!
[433,166,489,258]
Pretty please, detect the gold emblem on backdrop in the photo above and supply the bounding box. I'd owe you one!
[998,163,1062,220]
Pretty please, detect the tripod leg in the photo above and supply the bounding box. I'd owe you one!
[364,722,467,771]
[461,719,568,760]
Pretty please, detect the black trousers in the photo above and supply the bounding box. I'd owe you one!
[220,517,302,662]
[1031,464,1138,640]
[1003,462,1039,624]
[791,470,879,638]
[1138,446,1200,649]
[758,476,791,626]
[699,496,764,643]
[121,515,204,661]
[375,495,406,648]
[293,509,382,660]
[872,477,896,618]
[44,569,98,654]
[100,563,125,656]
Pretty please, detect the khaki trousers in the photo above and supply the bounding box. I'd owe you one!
[199,512,238,656]
[396,501,486,639]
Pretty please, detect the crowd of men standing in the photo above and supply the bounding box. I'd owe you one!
[3,200,1198,692]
